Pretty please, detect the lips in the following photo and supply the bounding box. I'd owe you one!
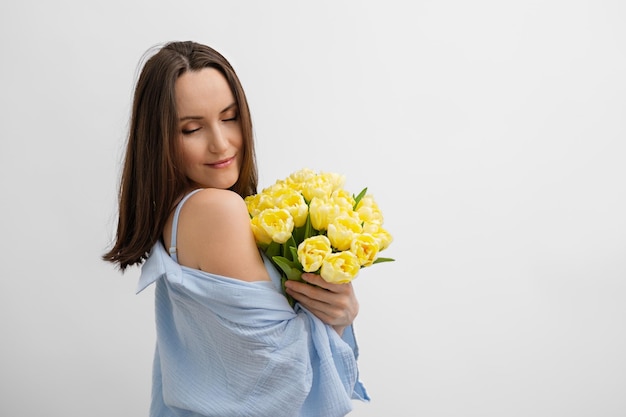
[208,156,236,168]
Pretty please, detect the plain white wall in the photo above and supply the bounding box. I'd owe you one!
[1,1,625,416]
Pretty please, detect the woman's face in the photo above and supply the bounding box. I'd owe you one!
[175,68,243,190]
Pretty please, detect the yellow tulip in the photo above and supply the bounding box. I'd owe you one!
[329,189,355,211]
[257,208,294,244]
[327,215,362,251]
[356,194,384,224]
[350,233,380,267]
[363,222,393,251]
[297,236,332,272]
[309,197,342,231]
[274,187,308,228]
[320,251,361,284]
[250,215,273,245]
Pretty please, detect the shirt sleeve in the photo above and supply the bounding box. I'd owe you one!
[340,324,370,401]
[139,242,368,416]
[143,266,365,416]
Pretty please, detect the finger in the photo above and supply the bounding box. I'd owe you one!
[301,273,352,294]
[287,290,343,324]
[286,284,350,316]
[285,280,334,305]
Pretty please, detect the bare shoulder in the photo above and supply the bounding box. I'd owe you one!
[176,189,270,282]
[185,188,248,219]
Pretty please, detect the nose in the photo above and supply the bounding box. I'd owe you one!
[207,124,229,153]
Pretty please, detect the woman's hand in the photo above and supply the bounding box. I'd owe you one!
[284,273,359,336]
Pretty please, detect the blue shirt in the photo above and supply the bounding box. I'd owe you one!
[137,238,369,417]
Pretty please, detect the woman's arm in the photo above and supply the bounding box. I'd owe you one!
[171,187,360,333]
[174,188,271,282]
[169,187,360,334]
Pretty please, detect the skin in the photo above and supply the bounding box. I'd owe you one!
[163,68,358,335]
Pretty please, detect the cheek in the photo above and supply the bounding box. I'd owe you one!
[180,148,193,166]
[235,137,245,164]
[180,144,203,175]
[231,131,245,158]
[181,139,201,160]
[230,126,244,149]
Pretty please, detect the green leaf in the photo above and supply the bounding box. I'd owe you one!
[353,187,368,209]
[265,241,281,258]
[288,246,303,270]
[372,257,395,264]
[272,256,304,281]
[287,235,297,250]
[304,212,314,240]
[276,236,296,261]
[293,224,305,243]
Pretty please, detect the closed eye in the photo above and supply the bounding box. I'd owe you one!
[221,104,239,122]
[182,127,201,135]
[222,114,239,122]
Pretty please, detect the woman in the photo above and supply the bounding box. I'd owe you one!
[103,41,369,416]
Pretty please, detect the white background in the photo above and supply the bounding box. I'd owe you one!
[1,1,625,416]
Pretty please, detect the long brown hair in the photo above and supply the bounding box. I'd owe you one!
[103,41,258,271]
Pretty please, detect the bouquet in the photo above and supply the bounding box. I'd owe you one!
[245,168,394,301]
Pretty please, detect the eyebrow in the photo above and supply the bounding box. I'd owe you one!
[179,102,238,122]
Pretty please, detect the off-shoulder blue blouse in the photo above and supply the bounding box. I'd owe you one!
[136,191,369,417]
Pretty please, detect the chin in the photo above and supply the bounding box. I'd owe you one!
[215,175,239,190]
[193,167,240,190]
